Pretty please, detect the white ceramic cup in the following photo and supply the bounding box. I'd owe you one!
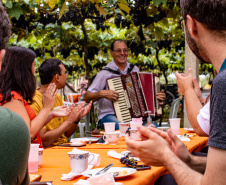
[169,118,181,135]
[118,123,130,136]
[104,122,115,134]
[130,122,142,130]
[68,151,95,173]
[28,144,39,173]
[157,127,170,132]
[104,132,120,145]
[38,148,44,167]
[130,129,142,141]
[88,153,101,167]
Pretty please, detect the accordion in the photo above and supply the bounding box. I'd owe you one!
[107,72,162,123]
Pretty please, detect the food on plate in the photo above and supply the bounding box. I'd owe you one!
[118,170,128,176]
[91,128,100,135]
[100,131,105,135]
[29,174,42,182]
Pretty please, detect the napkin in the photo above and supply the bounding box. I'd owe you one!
[73,172,123,185]
[107,150,123,159]
[61,171,82,181]
[61,148,101,181]
[70,138,87,145]
[177,135,191,142]
[107,150,140,161]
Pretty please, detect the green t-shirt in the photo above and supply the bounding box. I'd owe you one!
[0,107,30,185]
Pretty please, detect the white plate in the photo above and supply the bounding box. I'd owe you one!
[82,167,137,179]
[70,137,99,143]
[184,128,195,132]
[177,134,194,138]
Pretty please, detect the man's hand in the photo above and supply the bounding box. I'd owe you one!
[157,89,166,106]
[125,126,172,166]
[66,101,92,123]
[100,90,119,101]
[50,104,74,118]
[192,77,205,105]
[175,68,194,95]
[142,127,192,165]
[192,77,202,98]
[66,102,86,123]
[78,101,92,119]
[42,83,58,110]
[126,126,192,166]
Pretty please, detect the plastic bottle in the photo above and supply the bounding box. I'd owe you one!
[145,111,156,128]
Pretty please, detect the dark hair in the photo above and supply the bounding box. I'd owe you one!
[181,0,226,31]
[0,3,11,50]
[110,39,127,51]
[39,58,63,85]
[0,46,36,103]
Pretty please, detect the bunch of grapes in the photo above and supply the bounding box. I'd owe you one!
[120,155,138,168]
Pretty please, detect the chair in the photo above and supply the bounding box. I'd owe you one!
[63,101,74,107]
[161,98,180,127]
[65,92,80,103]
[69,122,85,139]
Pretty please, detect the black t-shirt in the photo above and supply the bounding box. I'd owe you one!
[208,69,226,149]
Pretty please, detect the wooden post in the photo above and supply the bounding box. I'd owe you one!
[184,41,199,128]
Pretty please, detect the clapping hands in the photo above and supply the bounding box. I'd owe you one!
[50,104,74,118]
[125,127,191,166]
[66,101,92,123]
[42,83,58,110]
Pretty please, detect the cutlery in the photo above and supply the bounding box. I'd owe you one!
[29,181,53,185]
[95,163,113,175]
[113,172,119,177]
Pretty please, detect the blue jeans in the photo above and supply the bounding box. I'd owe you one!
[98,114,120,130]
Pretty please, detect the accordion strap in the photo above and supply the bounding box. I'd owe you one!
[127,64,135,74]
[103,64,135,75]
[102,67,121,75]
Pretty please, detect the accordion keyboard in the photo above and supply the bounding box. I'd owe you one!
[107,77,132,123]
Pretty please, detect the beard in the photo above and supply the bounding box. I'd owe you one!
[185,25,212,64]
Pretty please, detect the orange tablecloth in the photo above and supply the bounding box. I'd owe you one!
[35,128,208,185]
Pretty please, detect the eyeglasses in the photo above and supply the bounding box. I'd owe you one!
[112,49,129,54]
[180,19,184,31]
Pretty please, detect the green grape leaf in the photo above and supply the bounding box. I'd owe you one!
[5,0,13,8]
[107,0,116,6]
[45,23,57,28]
[95,4,107,15]
[8,3,23,20]
[23,0,30,4]
[118,3,131,14]
[153,0,167,5]
[30,35,37,44]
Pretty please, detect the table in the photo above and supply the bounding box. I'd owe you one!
[35,129,208,185]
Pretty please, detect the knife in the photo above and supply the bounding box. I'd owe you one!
[95,163,113,175]
[29,181,53,185]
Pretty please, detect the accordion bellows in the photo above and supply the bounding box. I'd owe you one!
[107,72,162,123]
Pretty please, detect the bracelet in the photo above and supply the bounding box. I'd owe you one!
[74,120,80,124]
